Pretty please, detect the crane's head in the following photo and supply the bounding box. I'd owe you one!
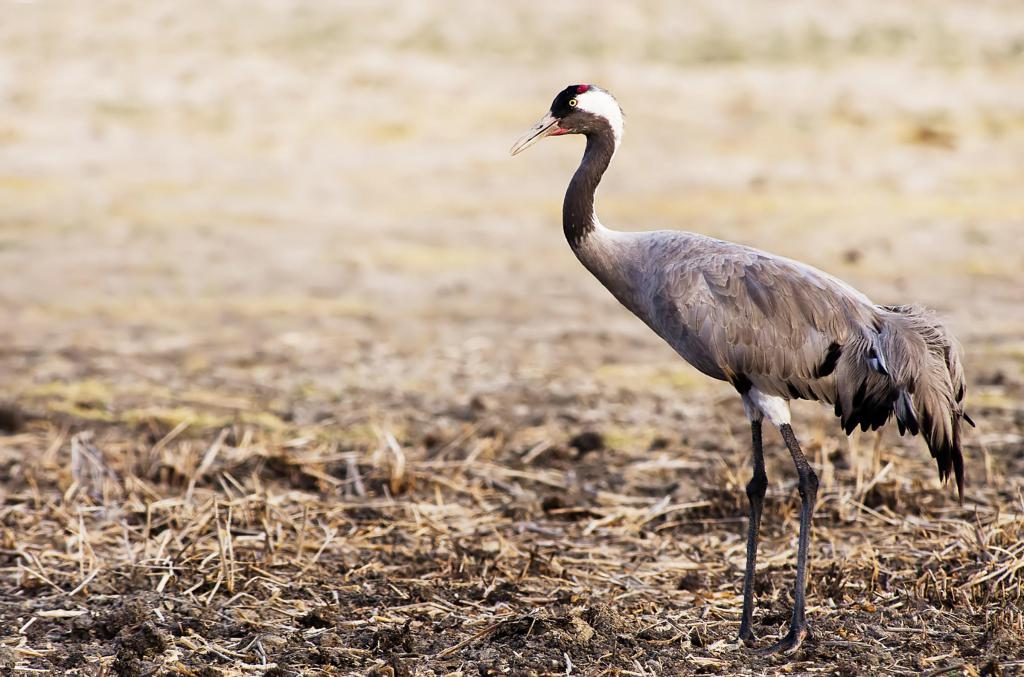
[510,84,624,156]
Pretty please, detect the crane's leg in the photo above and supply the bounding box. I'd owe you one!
[761,422,818,655]
[738,419,767,645]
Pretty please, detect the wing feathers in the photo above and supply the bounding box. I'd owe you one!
[638,233,968,499]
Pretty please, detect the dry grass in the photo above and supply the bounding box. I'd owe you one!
[1,384,1023,674]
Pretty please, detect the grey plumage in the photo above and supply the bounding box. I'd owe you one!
[512,84,971,654]
[579,230,970,497]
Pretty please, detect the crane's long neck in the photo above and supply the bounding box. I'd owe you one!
[563,127,617,249]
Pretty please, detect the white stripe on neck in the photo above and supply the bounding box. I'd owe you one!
[575,89,624,150]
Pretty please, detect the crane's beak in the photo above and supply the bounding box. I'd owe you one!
[510,112,563,156]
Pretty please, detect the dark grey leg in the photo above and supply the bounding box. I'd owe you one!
[761,423,818,655]
[738,420,767,645]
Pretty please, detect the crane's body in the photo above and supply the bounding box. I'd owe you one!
[576,226,874,386]
[512,84,971,655]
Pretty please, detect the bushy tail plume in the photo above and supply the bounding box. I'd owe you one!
[830,305,971,501]
[878,304,971,500]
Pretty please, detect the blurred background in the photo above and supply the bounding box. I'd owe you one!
[1,1,1022,425]
[2,1,1024,672]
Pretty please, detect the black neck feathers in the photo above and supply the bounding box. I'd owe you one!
[563,119,616,249]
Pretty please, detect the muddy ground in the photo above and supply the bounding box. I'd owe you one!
[1,1,1024,675]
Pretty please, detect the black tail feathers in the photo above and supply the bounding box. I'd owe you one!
[832,305,970,501]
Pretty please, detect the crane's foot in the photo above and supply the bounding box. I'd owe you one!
[756,624,809,655]
[737,624,758,647]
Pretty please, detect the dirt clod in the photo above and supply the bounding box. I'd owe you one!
[0,404,24,434]
[299,605,338,629]
[569,431,605,456]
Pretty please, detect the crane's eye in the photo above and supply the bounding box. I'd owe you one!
[568,98,578,107]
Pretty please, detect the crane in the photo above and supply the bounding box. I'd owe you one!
[511,84,972,654]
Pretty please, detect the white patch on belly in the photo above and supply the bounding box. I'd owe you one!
[746,389,792,427]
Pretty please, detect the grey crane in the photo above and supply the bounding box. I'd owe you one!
[511,84,972,654]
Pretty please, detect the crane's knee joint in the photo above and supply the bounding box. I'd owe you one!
[746,473,767,501]
[797,470,819,500]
